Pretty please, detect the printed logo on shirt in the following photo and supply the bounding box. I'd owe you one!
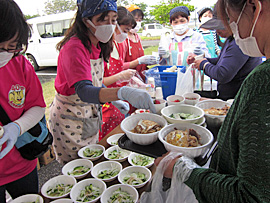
[8,84,25,108]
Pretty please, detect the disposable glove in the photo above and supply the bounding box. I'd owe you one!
[117,69,136,81]
[111,100,130,115]
[158,47,167,56]
[117,86,156,113]
[0,122,21,159]
[174,156,201,182]
[138,55,157,65]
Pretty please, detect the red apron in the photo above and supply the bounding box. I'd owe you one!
[100,41,125,141]
[125,36,147,82]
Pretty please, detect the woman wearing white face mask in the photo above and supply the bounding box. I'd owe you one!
[123,4,157,83]
[197,7,224,58]
[100,6,137,140]
[159,6,210,66]
[0,0,46,202]
[49,0,156,164]
[149,0,270,202]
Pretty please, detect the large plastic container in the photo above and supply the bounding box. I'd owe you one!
[154,66,185,99]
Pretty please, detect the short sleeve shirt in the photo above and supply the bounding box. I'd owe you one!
[55,37,101,96]
[0,55,46,185]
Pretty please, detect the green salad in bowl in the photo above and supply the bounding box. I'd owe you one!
[76,184,101,202]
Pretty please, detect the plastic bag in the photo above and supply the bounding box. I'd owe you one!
[140,152,198,203]
[175,64,201,96]
[144,67,162,87]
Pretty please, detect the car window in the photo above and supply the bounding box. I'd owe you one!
[37,19,72,38]
[148,25,155,29]
[156,25,162,29]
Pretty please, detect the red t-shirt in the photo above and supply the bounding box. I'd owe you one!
[55,37,101,96]
[0,55,46,186]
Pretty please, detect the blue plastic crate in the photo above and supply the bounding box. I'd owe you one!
[151,66,185,99]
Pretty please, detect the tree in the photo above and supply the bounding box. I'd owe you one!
[24,14,40,20]
[44,0,76,15]
[149,1,194,25]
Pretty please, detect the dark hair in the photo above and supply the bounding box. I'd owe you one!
[56,10,113,62]
[117,6,136,29]
[198,8,213,22]
[218,0,246,28]
[131,9,144,20]
[170,12,189,24]
[0,0,31,51]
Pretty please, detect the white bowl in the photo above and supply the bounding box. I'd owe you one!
[70,178,106,203]
[161,104,204,124]
[106,133,124,146]
[50,198,73,203]
[121,113,167,145]
[91,161,122,182]
[128,153,155,168]
[158,123,214,158]
[183,92,201,105]
[153,98,166,115]
[100,184,139,203]
[62,159,93,179]
[11,194,44,203]
[195,116,206,126]
[41,175,77,199]
[166,95,185,106]
[118,166,152,189]
[78,144,105,161]
[104,145,131,162]
[195,99,231,127]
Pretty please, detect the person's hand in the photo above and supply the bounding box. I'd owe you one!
[111,100,130,115]
[0,123,20,159]
[194,59,206,70]
[117,86,156,113]
[155,152,182,178]
[137,55,157,65]
[117,69,136,81]
[158,47,167,56]
[186,53,196,65]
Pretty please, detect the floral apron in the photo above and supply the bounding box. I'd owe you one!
[100,42,125,140]
[49,58,104,164]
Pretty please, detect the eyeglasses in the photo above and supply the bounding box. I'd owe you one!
[0,46,23,53]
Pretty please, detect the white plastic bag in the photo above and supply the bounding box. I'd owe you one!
[140,152,198,203]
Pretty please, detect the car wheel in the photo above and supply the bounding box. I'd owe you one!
[27,54,39,71]
[165,32,170,36]
[146,33,151,37]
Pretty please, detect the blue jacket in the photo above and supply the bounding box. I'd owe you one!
[200,37,262,100]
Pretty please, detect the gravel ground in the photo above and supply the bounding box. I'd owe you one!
[38,160,62,190]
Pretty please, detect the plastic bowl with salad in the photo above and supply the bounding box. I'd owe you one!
[91,161,122,182]
[78,144,105,161]
[104,146,130,162]
[62,159,93,179]
[118,166,152,189]
[128,153,155,168]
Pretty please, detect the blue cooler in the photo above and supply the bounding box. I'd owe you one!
[147,66,185,99]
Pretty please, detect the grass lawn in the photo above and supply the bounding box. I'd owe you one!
[41,45,159,120]
[41,79,55,120]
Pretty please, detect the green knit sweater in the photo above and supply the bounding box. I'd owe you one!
[185,59,270,203]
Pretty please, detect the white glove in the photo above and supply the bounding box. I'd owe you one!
[158,47,167,56]
[117,86,156,113]
[111,100,130,115]
[117,69,136,81]
[174,156,201,182]
[138,55,157,65]
[0,123,21,159]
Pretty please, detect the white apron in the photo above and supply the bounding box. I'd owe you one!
[49,58,104,164]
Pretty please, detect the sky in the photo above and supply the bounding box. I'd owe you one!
[14,0,218,16]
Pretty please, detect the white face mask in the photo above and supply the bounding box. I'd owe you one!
[0,52,13,68]
[115,24,128,43]
[87,20,116,43]
[201,17,212,24]
[130,22,141,34]
[173,23,189,35]
[229,2,263,57]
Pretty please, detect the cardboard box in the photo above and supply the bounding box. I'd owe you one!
[39,147,55,166]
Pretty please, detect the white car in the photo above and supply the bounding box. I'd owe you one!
[142,23,171,37]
